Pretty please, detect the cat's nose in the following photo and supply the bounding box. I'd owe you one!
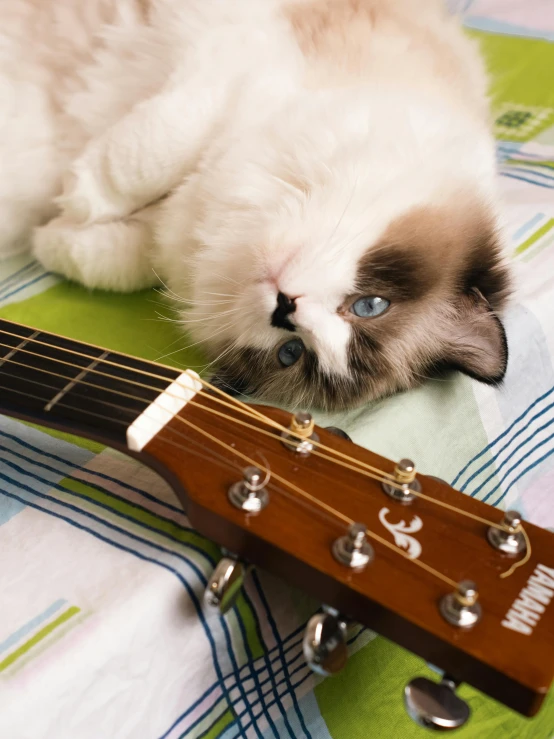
[271,291,297,331]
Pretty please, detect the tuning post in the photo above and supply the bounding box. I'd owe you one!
[381,458,421,504]
[404,675,470,731]
[228,466,269,513]
[205,556,248,614]
[281,411,320,456]
[303,606,349,675]
[440,580,482,628]
[487,510,526,555]
[333,522,374,569]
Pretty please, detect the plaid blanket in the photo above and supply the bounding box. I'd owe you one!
[1,2,554,737]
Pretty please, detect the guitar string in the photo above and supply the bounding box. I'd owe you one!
[0,341,524,535]
[0,372,460,588]
[0,330,398,479]
[0,332,530,576]
[0,333,519,523]
[164,393,533,580]
[0,349,505,528]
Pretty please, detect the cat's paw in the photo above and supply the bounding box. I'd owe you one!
[56,152,131,225]
[33,216,158,292]
[33,218,88,284]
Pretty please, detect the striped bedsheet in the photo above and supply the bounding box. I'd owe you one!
[1,1,554,737]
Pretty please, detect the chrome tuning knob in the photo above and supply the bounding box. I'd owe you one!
[281,412,320,456]
[404,675,470,731]
[204,557,247,614]
[325,426,353,442]
[303,607,348,676]
[228,466,269,513]
[382,458,422,504]
[487,510,526,555]
[440,580,482,629]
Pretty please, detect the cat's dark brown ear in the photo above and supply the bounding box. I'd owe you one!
[441,288,508,384]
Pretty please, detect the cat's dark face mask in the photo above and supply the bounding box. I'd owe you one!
[209,204,510,412]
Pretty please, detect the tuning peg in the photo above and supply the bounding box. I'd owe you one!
[303,607,348,676]
[325,426,353,442]
[382,458,422,504]
[440,580,482,628]
[204,556,247,614]
[281,412,320,456]
[487,510,527,555]
[228,466,269,513]
[404,675,470,731]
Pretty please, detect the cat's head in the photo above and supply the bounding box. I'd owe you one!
[162,96,510,410]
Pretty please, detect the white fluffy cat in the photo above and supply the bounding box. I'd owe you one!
[0,0,510,409]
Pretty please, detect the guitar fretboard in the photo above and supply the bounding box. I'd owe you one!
[0,319,181,448]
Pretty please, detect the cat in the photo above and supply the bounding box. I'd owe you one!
[0,0,510,410]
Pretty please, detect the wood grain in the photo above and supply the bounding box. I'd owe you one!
[144,392,554,717]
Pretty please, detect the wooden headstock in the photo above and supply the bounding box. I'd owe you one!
[142,390,554,719]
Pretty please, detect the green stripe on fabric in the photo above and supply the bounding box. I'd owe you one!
[505,159,554,171]
[514,219,554,256]
[522,233,554,263]
[21,421,105,454]
[233,591,265,660]
[0,606,80,672]
[59,477,219,559]
[197,708,234,739]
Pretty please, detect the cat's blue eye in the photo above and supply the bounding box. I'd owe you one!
[350,296,390,318]
[278,338,304,367]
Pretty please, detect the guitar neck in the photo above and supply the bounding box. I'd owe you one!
[0,319,180,449]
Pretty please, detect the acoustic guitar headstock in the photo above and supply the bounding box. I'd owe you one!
[141,384,554,730]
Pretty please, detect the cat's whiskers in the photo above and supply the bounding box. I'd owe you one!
[177,307,242,325]
[155,318,240,360]
[201,327,252,373]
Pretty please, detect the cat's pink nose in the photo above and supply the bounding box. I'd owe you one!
[271,291,297,331]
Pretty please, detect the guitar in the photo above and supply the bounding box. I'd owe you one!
[0,317,552,732]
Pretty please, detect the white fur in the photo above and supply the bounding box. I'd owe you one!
[0,0,498,379]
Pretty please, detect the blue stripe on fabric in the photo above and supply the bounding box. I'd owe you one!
[0,262,34,289]
[464,16,554,42]
[460,400,554,493]
[0,485,221,662]
[0,598,67,655]
[481,431,554,505]
[0,262,40,294]
[0,484,241,730]
[0,462,259,737]
[500,172,554,189]
[232,601,280,739]
[0,426,185,514]
[236,623,306,681]
[0,419,293,738]
[178,696,229,739]
[491,445,554,509]
[503,166,554,183]
[0,273,51,303]
[0,495,25,525]
[158,683,221,739]
[251,571,311,739]
[0,454,212,564]
[512,213,545,241]
[451,385,554,488]
[468,413,554,499]
[167,618,368,737]
[0,443,198,549]
[234,669,313,738]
